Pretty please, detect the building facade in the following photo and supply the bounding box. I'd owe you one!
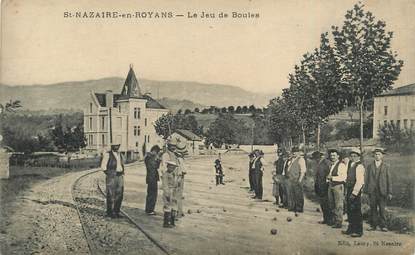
[372,83,415,138]
[83,66,169,160]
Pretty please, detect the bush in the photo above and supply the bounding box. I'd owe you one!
[378,124,415,154]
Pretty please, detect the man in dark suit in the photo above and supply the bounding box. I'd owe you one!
[144,145,162,215]
[101,143,125,218]
[364,148,392,232]
[313,151,331,225]
[273,149,286,206]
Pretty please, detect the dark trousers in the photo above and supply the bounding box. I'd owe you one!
[254,171,263,199]
[249,169,255,191]
[281,178,289,207]
[346,189,363,234]
[287,180,304,212]
[369,193,387,228]
[106,174,124,215]
[145,181,158,213]
[318,194,331,223]
[216,175,224,185]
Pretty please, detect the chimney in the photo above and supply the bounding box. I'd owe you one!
[105,90,113,108]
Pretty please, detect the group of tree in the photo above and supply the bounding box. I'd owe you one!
[268,2,403,152]
[179,105,265,115]
[154,112,203,139]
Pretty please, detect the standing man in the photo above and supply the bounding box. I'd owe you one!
[161,138,180,227]
[281,151,292,209]
[286,146,306,213]
[144,145,162,215]
[175,141,188,219]
[253,150,265,200]
[313,151,331,224]
[273,149,286,206]
[101,143,125,218]
[248,152,256,193]
[343,148,365,237]
[326,149,347,228]
[364,148,392,232]
[215,159,225,185]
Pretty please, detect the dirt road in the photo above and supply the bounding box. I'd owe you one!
[1,154,414,255]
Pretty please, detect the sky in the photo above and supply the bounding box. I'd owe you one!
[1,0,414,94]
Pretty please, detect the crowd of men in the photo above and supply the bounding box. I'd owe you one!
[100,140,392,236]
[270,146,392,238]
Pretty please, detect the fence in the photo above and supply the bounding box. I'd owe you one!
[9,154,102,169]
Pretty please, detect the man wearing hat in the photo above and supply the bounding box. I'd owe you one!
[326,149,348,228]
[248,152,256,193]
[286,146,306,212]
[273,149,287,206]
[364,148,392,232]
[215,158,225,185]
[161,138,180,225]
[144,145,162,215]
[175,141,188,219]
[343,148,365,237]
[101,143,125,218]
[313,151,331,224]
[252,150,266,200]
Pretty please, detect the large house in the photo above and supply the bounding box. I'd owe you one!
[372,83,415,138]
[84,66,169,160]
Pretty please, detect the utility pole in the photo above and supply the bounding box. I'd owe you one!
[251,123,254,152]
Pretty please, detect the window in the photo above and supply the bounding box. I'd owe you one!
[134,107,140,119]
[383,120,387,126]
[145,118,147,126]
[89,103,93,113]
[88,134,94,146]
[89,117,93,129]
[411,120,415,129]
[147,135,150,143]
[390,120,394,127]
[118,104,121,113]
[101,116,105,130]
[384,106,388,116]
[404,119,408,129]
[117,117,122,128]
[397,120,401,129]
[134,126,141,136]
[101,134,105,145]
[136,142,139,147]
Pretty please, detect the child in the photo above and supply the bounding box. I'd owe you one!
[215,159,225,185]
[162,160,179,228]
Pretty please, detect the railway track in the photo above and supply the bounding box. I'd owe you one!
[71,168,170,255]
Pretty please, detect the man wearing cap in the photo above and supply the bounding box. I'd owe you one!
[343,148,365,237]
[161,138,180,225]
[313,151,331,224]
[175,141,188,219]
[248,152,256,193]
[273,149,286,206]
[364,148,392,232]
[144,145,162,215]
[101,144,125,218]
[252,150,266,200]
[286,146,306,212]
[326,149,348,228]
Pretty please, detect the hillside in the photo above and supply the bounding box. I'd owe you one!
[0,78,276,111]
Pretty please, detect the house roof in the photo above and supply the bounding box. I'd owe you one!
[120,66,142,99]
[175,129,203,141]
[376,83,415,97]
[94,93,166,109]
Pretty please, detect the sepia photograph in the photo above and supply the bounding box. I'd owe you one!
[0,0,414,254]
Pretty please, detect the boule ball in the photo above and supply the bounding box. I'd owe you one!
[187,209,192,214]
[270,229,278,235]
[223,208,227,212]
[316,208,321,212]
[295,213,298,217]
[209,187,212,189]
[242,178,246,181]
[196,209,201,213]
[287,217,292,222]
[272,217,277,221]
[276,209,280,212]
[265,208,268,212]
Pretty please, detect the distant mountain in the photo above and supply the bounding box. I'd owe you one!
[157,98,205,113]
[0,77,276,111]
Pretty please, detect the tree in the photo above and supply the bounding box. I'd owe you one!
[184,109,192,115]
[205,114,239,147]
[235,106,242,114]
[50,115,86,152]
[332,2,403,153]
[221,107,227,113]
[227,106,235,113]
[242,106,248,114]
[194,107,200,113]
[154,112,201,139]
[248,105,256,114]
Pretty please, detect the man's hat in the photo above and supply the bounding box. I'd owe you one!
[311,151,324,159]
[111,143,121,149]
[349,148,361,156]
[215,159,221,164]
[167,137,179,146]
[373,147,386,154]
[327,148,340,155]
[176,141,188,155]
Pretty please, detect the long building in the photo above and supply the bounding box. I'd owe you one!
[83,66,169,160]
[372,83,415,138]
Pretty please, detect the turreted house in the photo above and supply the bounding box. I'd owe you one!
[83,66,169,160]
